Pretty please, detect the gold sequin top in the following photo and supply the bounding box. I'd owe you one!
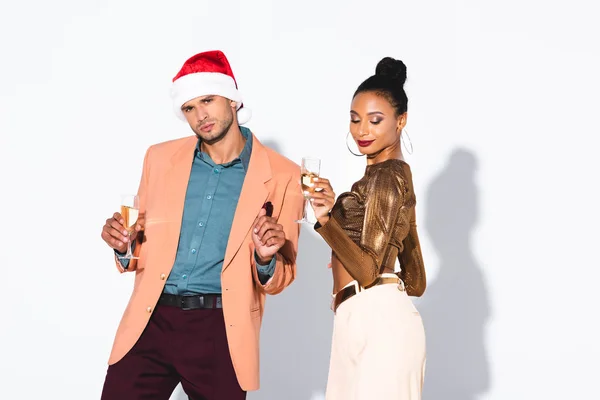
[315,159,426,296]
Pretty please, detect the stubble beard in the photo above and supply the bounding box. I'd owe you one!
[193,114,234,146]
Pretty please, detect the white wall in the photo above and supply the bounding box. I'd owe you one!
[1,0,598,399]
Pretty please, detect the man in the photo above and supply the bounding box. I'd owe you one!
[100,50,304,399]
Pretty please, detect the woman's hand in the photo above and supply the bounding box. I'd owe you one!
[309,177,336,226]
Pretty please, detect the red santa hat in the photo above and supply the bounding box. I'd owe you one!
[170,50,252,125]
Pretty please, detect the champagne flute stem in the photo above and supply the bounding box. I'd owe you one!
[304,197,311,221]
[125,232,133,258]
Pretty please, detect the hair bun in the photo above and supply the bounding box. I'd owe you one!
[375,57,407,85]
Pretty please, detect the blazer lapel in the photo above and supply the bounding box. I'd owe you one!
[223,134,272,271]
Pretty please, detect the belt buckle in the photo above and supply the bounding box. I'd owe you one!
[181,295,204,311]
[180,296,191,311]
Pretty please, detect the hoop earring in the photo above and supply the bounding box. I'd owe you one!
[346,132,364,157]
[401,129,413,155]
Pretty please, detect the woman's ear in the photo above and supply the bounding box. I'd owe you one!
[397,112,408,132]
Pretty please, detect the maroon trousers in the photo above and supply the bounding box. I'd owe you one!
[101,304,246,400]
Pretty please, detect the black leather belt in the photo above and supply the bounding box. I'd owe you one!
[158,293,222,310]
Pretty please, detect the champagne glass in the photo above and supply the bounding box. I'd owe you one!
[296,157,321,224]
[118,194,140,260]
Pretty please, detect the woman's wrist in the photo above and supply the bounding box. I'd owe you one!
[316,214,331,227]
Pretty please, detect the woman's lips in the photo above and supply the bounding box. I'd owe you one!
[357,140,374,147]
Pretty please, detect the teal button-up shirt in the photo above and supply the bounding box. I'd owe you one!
[119,127,276,294]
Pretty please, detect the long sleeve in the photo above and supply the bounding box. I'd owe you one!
[399,206,426,296]
[315,168,406,287]
[251,178,304,294]
[114,241,136,269]
[254,251,277,285]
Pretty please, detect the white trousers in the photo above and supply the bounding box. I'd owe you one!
[326,275,426,400]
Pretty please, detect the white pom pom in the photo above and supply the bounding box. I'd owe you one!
[237,107,252,125]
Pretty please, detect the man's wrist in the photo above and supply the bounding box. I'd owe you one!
[256,254,274,265]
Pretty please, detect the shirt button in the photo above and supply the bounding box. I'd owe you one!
[214,168,220,174]
[206,194,212,200]
[182,274,187,279]
[160,274,166,280]
[198,222,204,227]
[146,306,152,313]
[191,248,197,254]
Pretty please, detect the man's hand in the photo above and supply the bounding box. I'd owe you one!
[101,212,145,253]
[252,207,285,264]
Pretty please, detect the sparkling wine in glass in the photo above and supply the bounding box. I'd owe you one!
[296,157,321,224]
[118,194,139,260]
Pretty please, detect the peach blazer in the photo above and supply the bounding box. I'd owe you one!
[107,133,304,391]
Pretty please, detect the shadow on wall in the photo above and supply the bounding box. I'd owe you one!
[171,139,333,400]
[418,148,491,400]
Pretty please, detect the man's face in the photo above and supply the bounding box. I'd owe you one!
[181,95,236,144]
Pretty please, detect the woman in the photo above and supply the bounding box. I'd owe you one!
[308,57,427,399]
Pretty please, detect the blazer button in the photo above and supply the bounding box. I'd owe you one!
[160,273,166,280]
[146,306,152,313]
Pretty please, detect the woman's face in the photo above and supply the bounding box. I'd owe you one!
[349,91,406,157]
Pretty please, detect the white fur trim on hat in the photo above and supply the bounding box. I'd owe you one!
[236,107,252,125]
[171,72,244,121]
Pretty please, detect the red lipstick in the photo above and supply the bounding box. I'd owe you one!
[357,140,374,147]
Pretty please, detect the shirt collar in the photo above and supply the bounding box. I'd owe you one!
[237,126,253,171]
[195,126,253,172]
